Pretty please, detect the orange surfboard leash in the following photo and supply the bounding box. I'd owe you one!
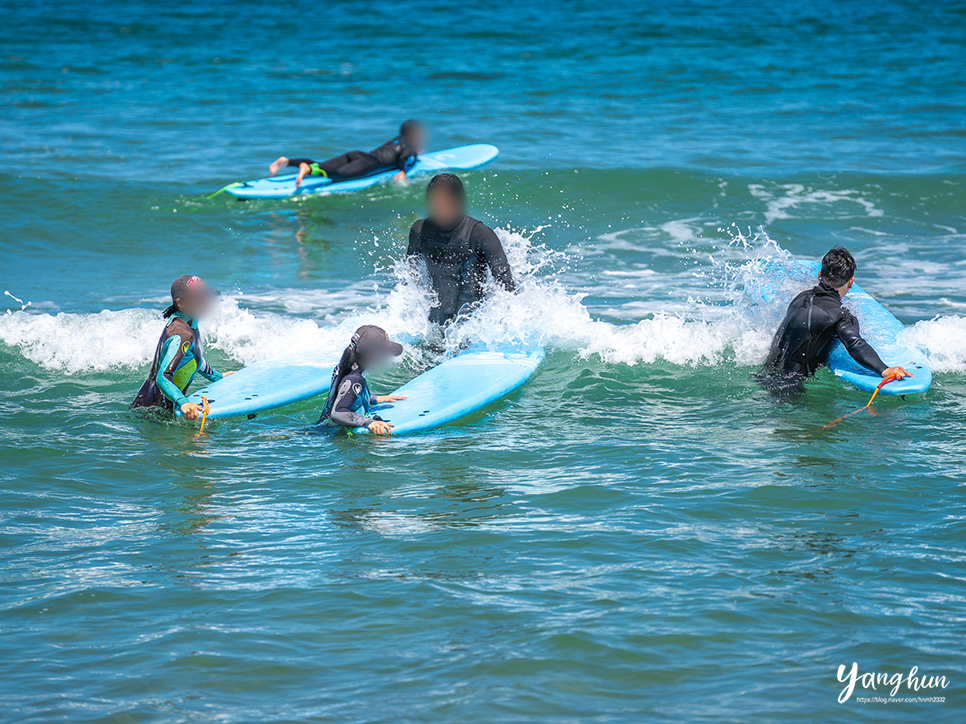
[814,374,897,433]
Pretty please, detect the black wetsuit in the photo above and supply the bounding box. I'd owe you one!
[760,280,887,394]
[407,216,516,325]
[319,371,376,429]
[288,136,417,182]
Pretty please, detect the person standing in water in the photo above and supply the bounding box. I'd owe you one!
[759,247,911,396]
[268,120,425,189]
[317,325,408,435]
[132,275,231,418]
[406,173,516,326]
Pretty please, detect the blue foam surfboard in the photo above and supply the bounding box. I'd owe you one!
[224,144,499,199]
[756,258,931,395]
[359,345,544,434]
[176,357,337,419]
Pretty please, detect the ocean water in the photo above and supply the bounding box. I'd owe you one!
[2,0,966,721]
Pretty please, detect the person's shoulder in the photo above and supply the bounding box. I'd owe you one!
[340,372,366,395]
[166,316,194,342]
[838,305,857,322]
[467,216,498,239]
[410,217,427,234]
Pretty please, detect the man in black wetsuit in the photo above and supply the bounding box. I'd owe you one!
[406,173,516,326]
[760,247,911,396]
[269,120,425,188]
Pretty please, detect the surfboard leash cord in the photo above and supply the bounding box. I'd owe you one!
[812,373,898,433]
[206,182,244,199]
[196,395,210,437]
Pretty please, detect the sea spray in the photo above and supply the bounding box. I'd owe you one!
[2,227,965,376]
[4,291,31,313]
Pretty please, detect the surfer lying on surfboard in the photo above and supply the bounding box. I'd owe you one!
[758,247,911,397]
[317,325,408,435]
[267,120,425,189]
[407,173,516,326]
[131,275,234,419]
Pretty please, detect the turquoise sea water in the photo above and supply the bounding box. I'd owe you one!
[2,1,966,721]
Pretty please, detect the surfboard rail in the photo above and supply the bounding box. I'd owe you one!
[358,345,544,435]
[177,358,337,419]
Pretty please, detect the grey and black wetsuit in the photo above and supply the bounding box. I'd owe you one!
[407,215,516,325]
[287,136,418,183]
[131,311,222,411]
[760,280,886,394]
[319,371,376,429]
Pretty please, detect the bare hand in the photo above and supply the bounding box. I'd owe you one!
[883,366,912,380]
[295,162,311,188]
[223,371,235,376]
[180,402,202,420]
[375,395,407,403]
[368,420,394,435]
[391,170,408,185]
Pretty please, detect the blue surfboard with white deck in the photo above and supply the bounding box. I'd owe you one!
[359,345,544,434]
[224,144,499,200]
[177,357,337,419]
[756,258,931,395]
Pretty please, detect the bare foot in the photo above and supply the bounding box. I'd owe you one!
[269,156,289,176]
[295,162,311,188]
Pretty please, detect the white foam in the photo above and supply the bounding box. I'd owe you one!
[0,287,432,375]
[899,316,966,374]
[2,227,962,378]
[440,228,783,368]
[658,218,704,244]
[0,308,161,374]
[749,183,883,225]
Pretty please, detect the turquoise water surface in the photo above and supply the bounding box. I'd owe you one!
[2,1,966,722]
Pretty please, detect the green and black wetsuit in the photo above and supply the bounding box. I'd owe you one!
[131,311,222,411]
[287,136,418,183]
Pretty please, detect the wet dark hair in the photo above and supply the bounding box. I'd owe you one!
[426,173,465,200]
[318,343,361,422]
[820,247,856,287]
[399,119,422,139]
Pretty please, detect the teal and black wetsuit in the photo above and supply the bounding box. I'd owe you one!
[287,136,418,183]
[318,371,377,429]
[131,311,222,411]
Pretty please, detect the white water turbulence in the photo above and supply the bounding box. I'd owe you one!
[2,227,966,377]
[900,316,966,374]
[748,183,884,225]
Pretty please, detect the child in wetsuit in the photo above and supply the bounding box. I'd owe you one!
[269,120,425,189]
[131,275,230,419]
[317,325,406,435]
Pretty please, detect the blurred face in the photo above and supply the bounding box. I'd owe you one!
[363,350,394,374]
[405,127,426,154]
[177,293,216,319]
[427,189,464,229]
